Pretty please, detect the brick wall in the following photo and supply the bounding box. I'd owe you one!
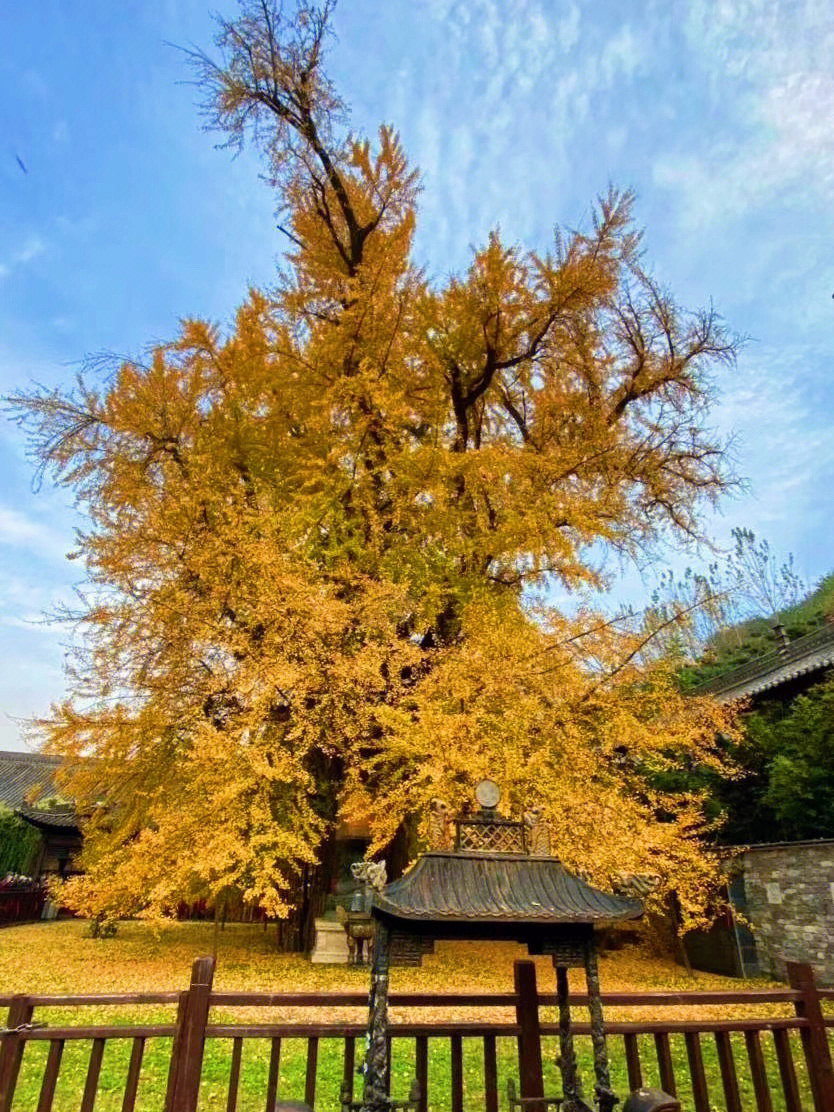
[739,840,834,985]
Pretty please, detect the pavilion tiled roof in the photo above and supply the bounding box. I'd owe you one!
[15,804,78,829]
[373,851,643,925]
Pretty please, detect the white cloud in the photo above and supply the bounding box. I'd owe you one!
[16,237,46,264]
[0,615,57,634]
[706,341,834,557]
[405,2,656,270]
[556,5,580,52]
[599,25,644,86]
[0,236,47,280]
[655,0,834,225]
[0,505,68,560]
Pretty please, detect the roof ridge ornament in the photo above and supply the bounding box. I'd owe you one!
[523,806,551,856]
[426,781,555,856]
[428,798,452,850]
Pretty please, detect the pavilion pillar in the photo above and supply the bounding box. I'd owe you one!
[583,937,617,1112]
[553,961,582,1107]
[362,917,392,1112]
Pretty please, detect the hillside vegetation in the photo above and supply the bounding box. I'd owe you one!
[680,571,834,691]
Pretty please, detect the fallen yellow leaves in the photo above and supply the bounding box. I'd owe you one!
[0,920,805,1028]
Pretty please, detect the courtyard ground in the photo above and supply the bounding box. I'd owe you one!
[0,918,794,1025]
[0,918,764,997]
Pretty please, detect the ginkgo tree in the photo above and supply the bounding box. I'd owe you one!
[11,0,738,937]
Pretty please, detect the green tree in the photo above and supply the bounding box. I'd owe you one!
[752,677,834,840]
[0,807,43,877]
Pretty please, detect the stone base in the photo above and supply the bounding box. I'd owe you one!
[309,917,350,963]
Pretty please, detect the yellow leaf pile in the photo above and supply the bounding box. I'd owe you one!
[0,922,795,1028]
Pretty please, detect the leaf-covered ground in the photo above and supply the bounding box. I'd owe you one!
[0,921,827,1112]
[0,918,788,1007]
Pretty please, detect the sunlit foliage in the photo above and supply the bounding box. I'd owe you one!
[10,2,737,927]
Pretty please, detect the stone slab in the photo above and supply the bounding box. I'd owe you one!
[309,917,350,964]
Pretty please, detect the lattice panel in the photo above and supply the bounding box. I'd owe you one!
[540,939,586,966]
[390,931,434,967]
[456,819,525,854]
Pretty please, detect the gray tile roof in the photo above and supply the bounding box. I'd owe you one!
[0,750,77,827]
[373,851,643,925]
[16,804,79,829]
[0,750,63,810]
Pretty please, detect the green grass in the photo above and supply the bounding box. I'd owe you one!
[9,1011,832,1111]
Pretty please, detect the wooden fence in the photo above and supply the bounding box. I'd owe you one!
[1,956,833,1112]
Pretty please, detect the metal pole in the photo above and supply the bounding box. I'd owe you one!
[553,961,582,1106]
[583,938,617,1112]
[362,918,392,1112]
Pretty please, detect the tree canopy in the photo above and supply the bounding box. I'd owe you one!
[10,1,738,928]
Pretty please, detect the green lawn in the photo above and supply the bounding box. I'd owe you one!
[9,1024,821,1112]
[1,920,829,1111]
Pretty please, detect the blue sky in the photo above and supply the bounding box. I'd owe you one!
[1,0,832,750]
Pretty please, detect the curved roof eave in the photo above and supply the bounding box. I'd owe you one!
[372,851,643,926]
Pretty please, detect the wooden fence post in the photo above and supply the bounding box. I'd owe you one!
[167,955,216,1112]
[786,961,834,1112]
[0,995,34,1112]
[165,989,190,1111]
[514,960,544,1112]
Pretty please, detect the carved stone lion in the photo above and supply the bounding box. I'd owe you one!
[428,798,452,849]
[610,873,661,899]
[350,859,387,891]
[523,807,551,855]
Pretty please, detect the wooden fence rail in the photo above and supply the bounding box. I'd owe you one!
[2,957,833,1112]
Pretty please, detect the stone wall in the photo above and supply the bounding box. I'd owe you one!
[739,840,834,985]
